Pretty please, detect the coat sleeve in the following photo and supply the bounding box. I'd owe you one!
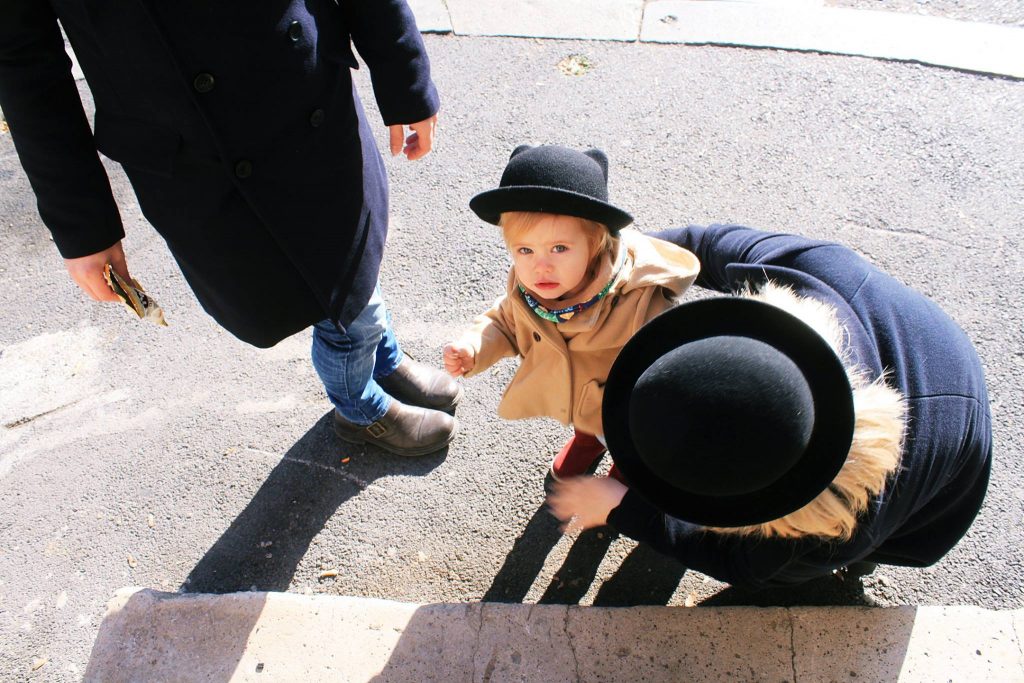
[0,0,124,258]
[607,490,828,588]
[461,295,520,377]
[651,224,837,294]
[341,0,440,125]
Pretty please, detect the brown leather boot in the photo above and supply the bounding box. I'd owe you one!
[333,400,457,457]
[376,357,463,414]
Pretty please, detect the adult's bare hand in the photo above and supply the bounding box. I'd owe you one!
[63,241,129,302]
[389,112,438,161]
[547,475,628,533]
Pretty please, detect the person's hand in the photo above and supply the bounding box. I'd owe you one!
[547,475,628,533]
[63,241,129,302]
[442,341,475,377]
[389,113,438,161]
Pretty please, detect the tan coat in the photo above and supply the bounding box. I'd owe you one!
[461,230,700,436]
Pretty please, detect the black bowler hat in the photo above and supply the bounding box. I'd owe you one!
[602,297,855,527]
[469,144,633,233]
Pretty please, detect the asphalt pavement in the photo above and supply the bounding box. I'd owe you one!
[1,1,1023,681]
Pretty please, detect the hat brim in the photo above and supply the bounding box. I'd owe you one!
[469,186,633,233]
[603,297,855,528]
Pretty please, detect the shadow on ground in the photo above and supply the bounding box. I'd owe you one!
[701,571,875,607]
[182,412,448,594]
[484,502,874,607]
[182,412,871,606]
[483,502,687,606]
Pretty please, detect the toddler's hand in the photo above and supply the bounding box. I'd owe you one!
[443,342,475,377]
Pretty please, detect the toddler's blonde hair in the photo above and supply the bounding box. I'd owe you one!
[705,282,907,541]
[499,211,615,262]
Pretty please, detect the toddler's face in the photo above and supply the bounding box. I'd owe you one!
[508,214,592,302]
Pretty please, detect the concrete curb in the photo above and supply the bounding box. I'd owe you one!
[85,588,1024,682]
[642,1,1024,79]
[406,0,1024,79]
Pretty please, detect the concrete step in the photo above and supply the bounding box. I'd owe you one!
[406,0,1024,78]
[85,587,1024,682]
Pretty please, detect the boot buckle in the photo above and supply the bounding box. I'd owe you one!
[366,421,388,438]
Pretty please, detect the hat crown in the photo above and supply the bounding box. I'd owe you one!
[500,145,610,202]
[627,336,815,498]
[468,144,633,231]
[603,297,855,527]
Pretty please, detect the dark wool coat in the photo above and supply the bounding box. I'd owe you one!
[608,224,992,588]
[0,0,439,347]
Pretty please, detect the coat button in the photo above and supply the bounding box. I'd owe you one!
[234,160,253,178]
[532,332,541,342]
[193,72,215,93]
[309,108,325,127]
[287,21,303,42]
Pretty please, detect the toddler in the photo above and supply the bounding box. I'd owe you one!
[444,144,700,480]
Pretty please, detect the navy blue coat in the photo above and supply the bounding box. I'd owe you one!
[608,224,993,588]
[0,0,439,346]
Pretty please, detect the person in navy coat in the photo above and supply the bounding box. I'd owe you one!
[548,224,992,588]
[0,0,461,456]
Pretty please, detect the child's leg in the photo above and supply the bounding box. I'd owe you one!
[551,430,607,481]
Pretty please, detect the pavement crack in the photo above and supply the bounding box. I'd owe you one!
[1013,611,1024,662]
[472,602,485,682]
[3,400,82,429]
[246,450,374,490]
[635,0,648,41]
[279,455,372,488]
[841,218,964,248]
[788,608,798,683]
[564,606,581,682]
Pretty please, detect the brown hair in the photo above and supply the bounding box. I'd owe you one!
[498,211,615,262]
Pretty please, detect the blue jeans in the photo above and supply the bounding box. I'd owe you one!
[311,285,404,426]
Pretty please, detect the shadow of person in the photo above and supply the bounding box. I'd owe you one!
[699,569,875,607]
[592,542,688,606]
[482,503,564,603]
[536,528,614,602]
[537,528,616,604]
[182,411,448,594]
[482,508,687,607]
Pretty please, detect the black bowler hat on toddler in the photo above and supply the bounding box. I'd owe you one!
[469,144,633,234]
